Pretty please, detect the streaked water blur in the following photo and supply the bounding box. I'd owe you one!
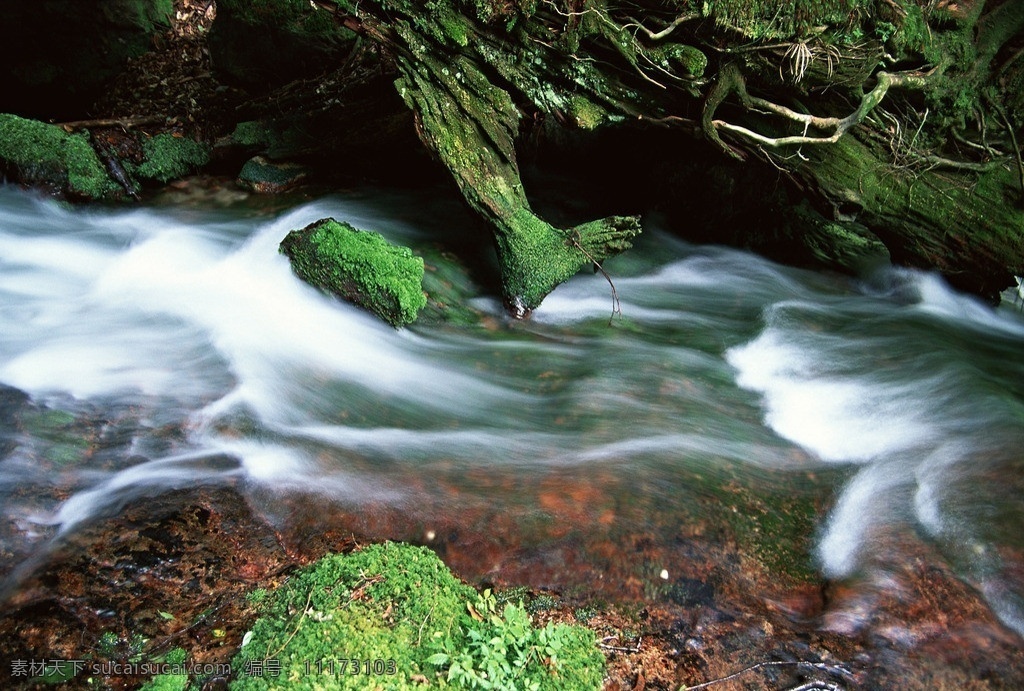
[1,185,1023,633]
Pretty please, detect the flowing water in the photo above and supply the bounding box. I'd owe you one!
[1,184,1023,640]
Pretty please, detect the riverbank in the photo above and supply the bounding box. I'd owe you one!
[2,480,1022,689]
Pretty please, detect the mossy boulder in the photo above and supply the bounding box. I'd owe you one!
[0,113,119,200]
[279,219,427,327]
[238,155,308,194]
[130,133,212,184]
[230,542,604,690]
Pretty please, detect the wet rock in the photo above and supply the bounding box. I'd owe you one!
[0,114,120,201]
[0,486,292,688]
[279,218,426,327]
[236,155,307,194]
[667,577,716,608]
[0,383,29,457]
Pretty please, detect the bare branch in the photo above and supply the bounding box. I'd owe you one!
[625,13,694,41]
[55,116,167,131]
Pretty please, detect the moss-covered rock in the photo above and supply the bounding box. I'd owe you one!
[131,133,212,184]
[238,155,308,194]
[230,542,604,690]
[280,219,426,326]
[0,113,120,200]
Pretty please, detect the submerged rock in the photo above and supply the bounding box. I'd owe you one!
[279,218,426,327]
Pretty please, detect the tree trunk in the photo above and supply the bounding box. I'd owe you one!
[229,0,1024,309]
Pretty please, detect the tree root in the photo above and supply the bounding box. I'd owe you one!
[711,70,929,149]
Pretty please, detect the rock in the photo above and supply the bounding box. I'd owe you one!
[279,218,426,327]
[130,132,211,184]
[0,114,120,200]
[237,155,307,194]
[208,0,358,93]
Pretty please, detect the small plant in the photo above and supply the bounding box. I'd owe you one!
[97,631,121,657]
[573,606,598,624]
[427,589,603,691]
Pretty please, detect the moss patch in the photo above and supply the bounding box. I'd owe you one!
[0,113,119,200]
[132,133,212,184]
[230,542,604,690]
[279,219,427,327]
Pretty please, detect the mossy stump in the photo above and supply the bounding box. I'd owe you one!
[279,218,426,327]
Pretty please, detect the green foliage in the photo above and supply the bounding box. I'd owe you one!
[246,588,269,605]
[231,121,275,148]
[429,589,602,691]
[683,0,874,40]
[229,543,603,690]
[97,631,121,657]
[132,134,211,184]
[139,673,190,691]
[0,114,119,200]
[648,44,707,78]
[280,218,426,326]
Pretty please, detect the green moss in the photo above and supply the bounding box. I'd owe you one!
[18,407,91,466]
[230,542,603,690]
[719,486,822,581]
[684,0,874,40]
[568,95,607,130]
[231,121,275,148]
[0,114,119,200]
[280,219,426,326]
[649,43,707,78]
[132,134,211,184]
[238,156,308,193]
[139,673,190,691]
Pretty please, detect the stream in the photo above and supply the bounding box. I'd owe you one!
[1,182,1023,673]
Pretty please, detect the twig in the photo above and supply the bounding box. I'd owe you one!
[267,588,313,661]
[568,232,623,324]
[625,13,694,41]
[598,634,641,653]
[55,116,167,131]
[416,601,437,647]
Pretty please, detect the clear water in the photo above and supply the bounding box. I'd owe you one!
[1,185,1023,634]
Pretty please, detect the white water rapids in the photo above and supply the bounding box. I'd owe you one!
[1,185,1023,634]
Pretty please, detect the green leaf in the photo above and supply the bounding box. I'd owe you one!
[426,652,450,666]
